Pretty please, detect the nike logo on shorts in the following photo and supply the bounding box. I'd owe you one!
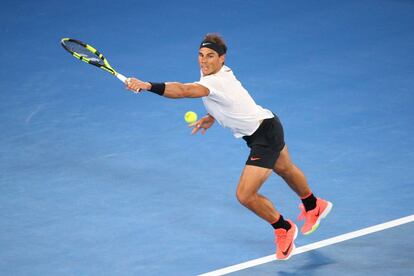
[250,157,261,161]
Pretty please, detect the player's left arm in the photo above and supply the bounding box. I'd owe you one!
[126,78,209,98]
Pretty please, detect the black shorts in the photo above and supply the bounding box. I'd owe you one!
[242,115,285,169]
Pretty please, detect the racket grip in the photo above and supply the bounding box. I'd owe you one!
[116,73,127,83]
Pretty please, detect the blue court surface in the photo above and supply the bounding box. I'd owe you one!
[225,220,414,276]
[1,0,413,275]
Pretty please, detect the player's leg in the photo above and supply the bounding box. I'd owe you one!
[273,145,333,235]
[273,145,311,197]
[236,165,277,222]
[236,164,297,260]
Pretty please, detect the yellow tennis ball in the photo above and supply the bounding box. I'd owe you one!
[184,111,198,124]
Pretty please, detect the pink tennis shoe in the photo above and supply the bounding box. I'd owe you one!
[297,198,333,235]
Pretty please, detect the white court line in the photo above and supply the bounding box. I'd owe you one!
[25,105,43,124]
[199,214,414,276]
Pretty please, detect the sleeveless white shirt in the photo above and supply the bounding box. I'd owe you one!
[196,65,274,138]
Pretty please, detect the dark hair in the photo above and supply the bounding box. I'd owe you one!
[202,33,227,56]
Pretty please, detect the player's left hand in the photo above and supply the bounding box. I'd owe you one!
[125,78,151,93]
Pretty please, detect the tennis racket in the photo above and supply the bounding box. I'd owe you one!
[61,38,127,83]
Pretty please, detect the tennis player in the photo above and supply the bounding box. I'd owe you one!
[126,33,332,260]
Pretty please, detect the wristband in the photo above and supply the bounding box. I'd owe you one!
[148,82,165,96]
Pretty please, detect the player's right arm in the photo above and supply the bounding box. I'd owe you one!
[125,78,209,98]
[189,113,215,135]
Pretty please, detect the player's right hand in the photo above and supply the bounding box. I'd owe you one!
[189,114,215,135]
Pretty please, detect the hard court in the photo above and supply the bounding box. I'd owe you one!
[1,1,413,275]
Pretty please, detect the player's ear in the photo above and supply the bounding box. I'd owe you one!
[219,54,226,65]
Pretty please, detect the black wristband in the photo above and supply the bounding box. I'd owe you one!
[148,82,165,96]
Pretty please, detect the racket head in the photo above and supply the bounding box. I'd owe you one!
[61,38,116,75]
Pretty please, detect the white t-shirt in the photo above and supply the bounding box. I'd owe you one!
[196,65,274,138]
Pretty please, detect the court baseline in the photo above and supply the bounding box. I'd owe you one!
[199,214,414,276]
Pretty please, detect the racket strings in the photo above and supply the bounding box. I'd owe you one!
[63,40,105,66]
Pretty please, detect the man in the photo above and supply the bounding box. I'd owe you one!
[126,33,332,260]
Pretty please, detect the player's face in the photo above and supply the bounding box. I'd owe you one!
[198,48,225,76]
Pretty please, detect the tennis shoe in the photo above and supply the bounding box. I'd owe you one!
[297,198,333,235]
[274,220,298,260]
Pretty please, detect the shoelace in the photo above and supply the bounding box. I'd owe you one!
[298,204,319,221]
[275,229,287,245]
[297,204,306,220]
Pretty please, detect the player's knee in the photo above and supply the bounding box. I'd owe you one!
[236,190,256,207]
[274,163,294,178]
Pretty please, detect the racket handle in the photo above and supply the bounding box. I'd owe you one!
[117,73,141,92]
[116,73,127,83]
